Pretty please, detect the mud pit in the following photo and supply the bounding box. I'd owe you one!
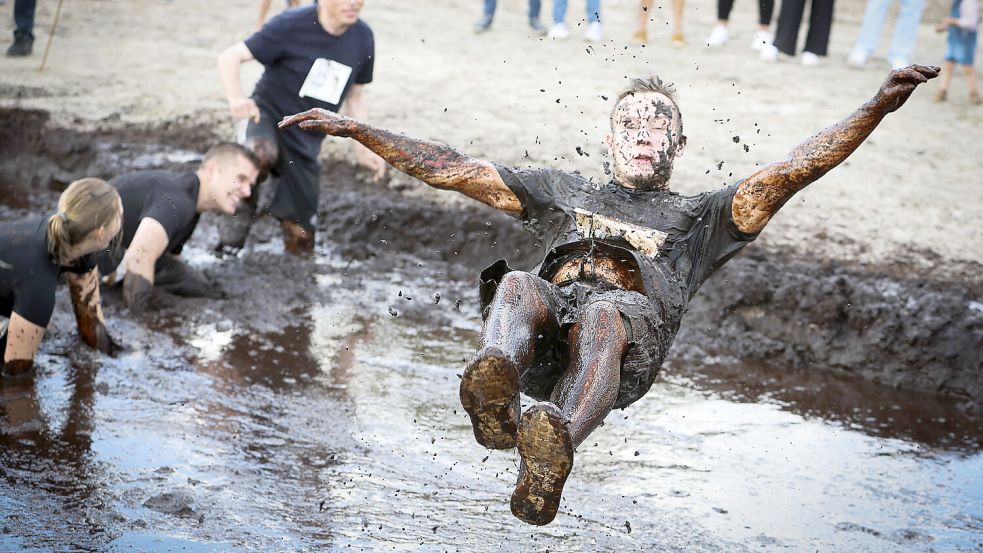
[1,112,981,551]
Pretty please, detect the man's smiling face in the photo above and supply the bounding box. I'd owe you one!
[606,91,685,191]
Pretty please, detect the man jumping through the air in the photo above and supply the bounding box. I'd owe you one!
[279,65,938,525]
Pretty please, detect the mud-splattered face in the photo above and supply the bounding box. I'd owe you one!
[320,0,365,28]
[606,92,684,191]
[208,155,258,215]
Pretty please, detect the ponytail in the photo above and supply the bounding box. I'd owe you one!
[46,178,121,265]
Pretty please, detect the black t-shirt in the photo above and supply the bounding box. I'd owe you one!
[0,219,99,327]
[245,4,375,161]
[494,165,758,323]
[112,170,201,255]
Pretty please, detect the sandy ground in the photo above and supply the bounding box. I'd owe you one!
[0,0,980,279]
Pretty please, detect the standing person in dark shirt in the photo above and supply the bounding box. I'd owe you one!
[280,65,938,525]
[98,143,260,313]
[1,178,123,377]
[216,0,384,257]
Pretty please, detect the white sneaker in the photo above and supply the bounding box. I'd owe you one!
[888,57,909,70]
[800,51,820,66]
[548,22,569,39]
[584,21,603,42]
[750,30,772,51]
[847,45,867,68]
[706,24,728,47]
[759,43,779,61]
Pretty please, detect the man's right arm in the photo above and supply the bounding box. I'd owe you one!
[217,42,261,122]
[122,218,169,312]
[279,109,521,215]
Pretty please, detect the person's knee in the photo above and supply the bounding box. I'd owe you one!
[493,271,548,310]
[577,301,626,337]
[243,136,278,174]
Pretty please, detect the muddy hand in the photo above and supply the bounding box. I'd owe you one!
[278,109,356,137]
[123,273,156,315]
[229,96,261,123]
[874,65,940,114]
[93,321,123,357]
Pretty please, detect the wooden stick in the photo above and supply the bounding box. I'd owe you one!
[39,0,66,72]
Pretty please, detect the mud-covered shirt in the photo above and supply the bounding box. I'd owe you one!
[494,165,758,323]
[0,219,99,327]
[111,170,201,255]
[245,4,375,161]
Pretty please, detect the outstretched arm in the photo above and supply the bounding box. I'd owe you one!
[65,268,120,355]
[279,109,521,215]
[732,65,939,234]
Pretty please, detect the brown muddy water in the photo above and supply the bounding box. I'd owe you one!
[1,116,981,551]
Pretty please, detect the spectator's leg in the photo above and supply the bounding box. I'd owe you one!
[758,0,775,29]
[886,0,925,66]
[483,0,496,20]
[803,0,835,56]
[718,0,734,22]
[773,0,806,55]
[854,0,892,58]
[586,0,600,23]
[13,0,36,37]
[552,0,567,24]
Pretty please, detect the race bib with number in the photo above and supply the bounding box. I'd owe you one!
[298,58,353,105]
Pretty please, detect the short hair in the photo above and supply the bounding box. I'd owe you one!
[201,142,261,171]
[610,76,684,139]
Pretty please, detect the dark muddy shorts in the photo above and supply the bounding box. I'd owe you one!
[479,260,668,410]
[238,107,321,232]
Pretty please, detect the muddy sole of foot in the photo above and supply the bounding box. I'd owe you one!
[459,348,520,449]
[511,402,573,526]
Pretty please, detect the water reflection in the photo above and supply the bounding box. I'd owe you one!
[669,359,982,452]
[0,359,111,550]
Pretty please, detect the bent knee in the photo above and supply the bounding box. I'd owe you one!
[494,271,548,306]
[243,137,278,171]
[577,301,625,333]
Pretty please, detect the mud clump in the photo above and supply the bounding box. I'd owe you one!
[143,490,198,518]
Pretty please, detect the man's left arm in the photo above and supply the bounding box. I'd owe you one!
[341,84,386,182]
[65,268,120,355]
[732,65,939,234]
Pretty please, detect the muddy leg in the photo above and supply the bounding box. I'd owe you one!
[511,300,627,525]
[461,272,557,449]
[935,60,955,101]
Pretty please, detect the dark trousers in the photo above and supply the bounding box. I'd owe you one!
[718,0,775,26]
[773,0,835,56]
[13,0,37,38]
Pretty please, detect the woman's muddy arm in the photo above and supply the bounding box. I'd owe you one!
[66,269,120,355]
[2,312,45,375]
[279,109,522,215]
[732,65,939,234]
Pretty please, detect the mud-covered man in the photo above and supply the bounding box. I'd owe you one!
[279,65,938,525]
[98,143,260,314]
[216,0,384,257]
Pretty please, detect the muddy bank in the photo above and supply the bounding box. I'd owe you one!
[1,108,979,414]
